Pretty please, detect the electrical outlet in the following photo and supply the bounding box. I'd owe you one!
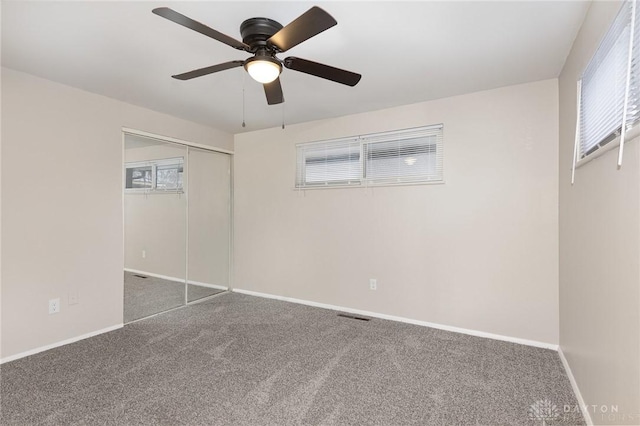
[68,289,79,305]
[369,278,377,290]
[49,298,60,314]
[142,250,146,259]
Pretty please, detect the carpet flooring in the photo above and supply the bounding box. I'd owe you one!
[123,272,224,323]
[1,293,584,425]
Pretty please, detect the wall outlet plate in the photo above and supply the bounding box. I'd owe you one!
[369,278,377,290]
[48,298,60,314]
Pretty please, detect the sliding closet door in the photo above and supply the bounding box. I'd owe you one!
[124,134,187,322]
[187,147,231,302]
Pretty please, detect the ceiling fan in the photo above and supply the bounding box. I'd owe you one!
[152,6,362,105]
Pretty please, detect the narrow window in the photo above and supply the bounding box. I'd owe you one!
[295,124,443,188]
[296,139,362,187]
[578,0,639,159]
[363,127,443,184]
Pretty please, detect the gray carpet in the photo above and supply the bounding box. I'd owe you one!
[124,272,224,323]
[1,293,584,425]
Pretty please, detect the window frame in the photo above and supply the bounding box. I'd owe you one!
[295,124,444,189]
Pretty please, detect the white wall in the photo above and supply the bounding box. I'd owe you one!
[558,1,640,424]
[0,67,232,360]
[234,79,560,345]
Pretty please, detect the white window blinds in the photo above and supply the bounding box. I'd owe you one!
[296,139,362,187]
[295,124,443,188]
[578,0,639,164]
[362,126,443,184]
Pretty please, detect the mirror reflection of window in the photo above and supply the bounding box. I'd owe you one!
[156,163,184,190]
[125,166,153,189]
[124,158,184,192]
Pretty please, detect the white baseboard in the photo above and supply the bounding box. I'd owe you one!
[0,324,123,365]
[125,268,181,283]
[124,268,228,291]
[232,288,558,350]
[558,347,593,425]
[187,279,228,291]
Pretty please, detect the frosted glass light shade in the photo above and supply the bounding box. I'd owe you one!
[246,59,281,84]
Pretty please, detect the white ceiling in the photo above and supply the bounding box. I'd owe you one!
[2,1,590,134]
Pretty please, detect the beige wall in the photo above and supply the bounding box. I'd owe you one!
[0,67,232,360]
[234,79,560,345]
[558,1,640,424]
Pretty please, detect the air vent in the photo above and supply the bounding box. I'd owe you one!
[133,274,148,279]
[337,313,370,321]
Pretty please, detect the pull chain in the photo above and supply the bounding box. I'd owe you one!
[242,73,246,128]
[281,102,285,129]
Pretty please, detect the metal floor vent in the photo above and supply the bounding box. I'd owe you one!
[133,274,148,279]
[337,313,371,321]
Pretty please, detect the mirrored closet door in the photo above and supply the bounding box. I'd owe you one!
[123,133,232,323]
[187,147,231,302]
[123,134,187,322]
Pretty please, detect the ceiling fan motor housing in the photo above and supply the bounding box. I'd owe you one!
[240,18,283,51]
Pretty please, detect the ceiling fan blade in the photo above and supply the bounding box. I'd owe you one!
[153,7,250,51]
[267,6,337,52]
[284,57,361,87]
[172,61,245,80]
[264,78,284,105]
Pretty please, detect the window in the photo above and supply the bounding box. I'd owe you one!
[577,0,640,164]
[125,157,184,191]
[298,139,362,186]
[296,124,443,188]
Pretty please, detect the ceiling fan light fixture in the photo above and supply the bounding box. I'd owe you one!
[153,6,360,106]
[245,57,282,84]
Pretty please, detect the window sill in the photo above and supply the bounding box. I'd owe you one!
[576,124,640,169]
[125,189,184,195]
[294,179,445,191]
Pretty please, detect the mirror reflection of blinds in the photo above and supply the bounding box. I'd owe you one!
[578,0,639,164]
[124,157,184,191]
